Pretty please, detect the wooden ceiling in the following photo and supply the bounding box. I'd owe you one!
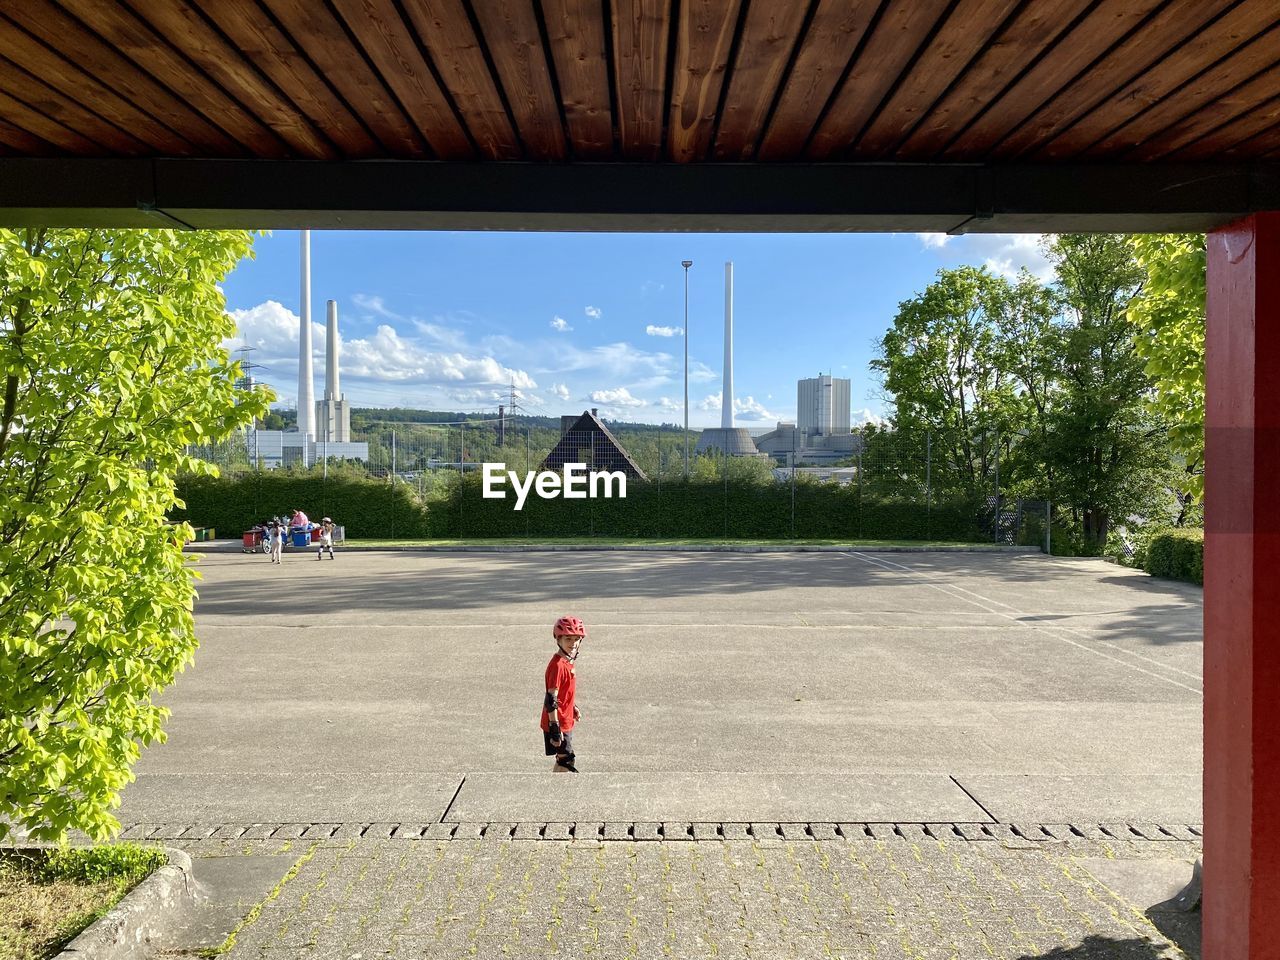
[1,0,1279,165]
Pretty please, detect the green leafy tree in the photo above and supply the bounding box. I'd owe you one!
[871,266,1017,494]
[1126,234,1205,513]
[1044,234,1172,551]
[0,228,266,841]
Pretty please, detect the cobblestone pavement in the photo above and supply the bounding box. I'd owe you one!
[175,835,1200,960]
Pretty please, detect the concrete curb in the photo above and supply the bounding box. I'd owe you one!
[190,541,1040,555]
[57,848,203,960]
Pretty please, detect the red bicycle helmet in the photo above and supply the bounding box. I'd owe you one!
[553,616,586,638]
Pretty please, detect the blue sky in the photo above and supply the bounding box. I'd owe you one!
[222,230,1051,427]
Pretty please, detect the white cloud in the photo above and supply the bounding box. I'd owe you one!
[585,305,602,319]
[656,396,682,413]
[550,315,572,333]
[646,325,682,337]
[854,408,888,428]
[226,299,537,407]
[552,383,571,400]
[917,232,1055,283]
[697,392,779,422]
[588,387,646,408]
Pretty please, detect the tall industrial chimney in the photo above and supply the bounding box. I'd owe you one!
[325,299,340,401]
[722,261,734,429]
[297,231,316,444]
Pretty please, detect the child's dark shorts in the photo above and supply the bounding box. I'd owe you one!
[543,730,577,771]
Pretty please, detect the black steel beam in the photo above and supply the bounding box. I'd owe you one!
[0,158,1276,232]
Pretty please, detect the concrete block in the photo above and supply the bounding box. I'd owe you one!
[750,822,782,840]
[894,824,929,842]
[808,822,839,840]
[424,822,456,840]
[632,822,661,841]
[953,823,994,841]
[482,823,515,840]
[512,822,544,840]
[300,824,338,840]
[662,822,693,840]
[451,822,484,840]
[542,822,572,841]
[392,824,427,839]
[573,822,604,840]
[211,824,248,840]
[926,823,959,841]
[364,822,397,839]
[779,823,811,840]
[867,823,897,841]
[691,822,721,841]
[240,824,278,840]
[720,823,751,840]
[602,822,631,841]
[837,823,870,839]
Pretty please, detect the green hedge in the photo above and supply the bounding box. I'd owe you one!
[427,473,983,541]
[174,470,986,542]
[1144,528,1204,585]
[172,471,430,538]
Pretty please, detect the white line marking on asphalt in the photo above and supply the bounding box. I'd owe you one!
[845,552,1202,697]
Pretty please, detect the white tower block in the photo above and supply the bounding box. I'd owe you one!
[325,299,340,400]
[297,230,316,445]
[722,261,734,429]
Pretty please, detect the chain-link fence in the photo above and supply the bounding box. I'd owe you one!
[183,421,1043,544]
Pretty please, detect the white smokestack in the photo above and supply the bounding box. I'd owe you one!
[722,261,734,429]
[325,299,340,400]
[297,230,316,442]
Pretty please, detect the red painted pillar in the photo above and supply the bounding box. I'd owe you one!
[1205,212,1280,957]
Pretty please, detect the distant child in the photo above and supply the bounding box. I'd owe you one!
[540,616,586,773]
[317,517,336,561]
[268,521,284,564]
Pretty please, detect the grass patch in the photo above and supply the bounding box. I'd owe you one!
[0,845,167,960]
[341,537,986,548]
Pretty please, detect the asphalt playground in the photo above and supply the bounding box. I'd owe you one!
[120,548,1203,830]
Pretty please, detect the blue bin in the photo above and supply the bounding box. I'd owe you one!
[290,528,310,548]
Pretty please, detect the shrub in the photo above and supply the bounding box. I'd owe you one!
[172,470,431,539]
[40,845,167,885]
[1144,528,1204,585]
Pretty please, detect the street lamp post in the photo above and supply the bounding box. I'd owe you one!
[682,259,692,477]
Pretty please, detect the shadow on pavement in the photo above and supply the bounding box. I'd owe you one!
[1016,927,1198,960]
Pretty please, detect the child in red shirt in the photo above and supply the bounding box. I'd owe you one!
[541,616,585,773]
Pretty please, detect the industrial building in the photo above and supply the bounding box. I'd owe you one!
[243,234,367,470]
[754,374,859,466]
[694,262,765,459]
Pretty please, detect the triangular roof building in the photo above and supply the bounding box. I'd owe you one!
[542,409,647,481]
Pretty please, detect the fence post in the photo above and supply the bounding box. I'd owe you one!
[925,430,931,541]
[993,429,1000,544]
[857,451,863,540]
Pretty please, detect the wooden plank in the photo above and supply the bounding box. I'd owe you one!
[712,2,808,160]
[541,0,613,159]
[468,0,564,159]
[894,0,1093,160]
[942,0,1166,158]
[1034,0,1280,160]
[1172,92,1280,161]
[259,0,430,157]
[993,0,1237,159]
[338,0,484,160]
[0,3,215,154]
[666,0,740,162]
[1219,120,1280,160]
[55,0,289,157]
[1132,63,1280,161]
[124,0,336,159]
[808,0,953,160]
[0,88,99,154]
[189,0,381,158]
[1083,22,1280,159]
[757,0,882,161]
[855,0,1020,158]
[611,0,671,160]
[0,56,149,155]
[0,119,55,156]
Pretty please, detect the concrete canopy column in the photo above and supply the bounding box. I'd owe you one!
[1205,212,1280,957]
